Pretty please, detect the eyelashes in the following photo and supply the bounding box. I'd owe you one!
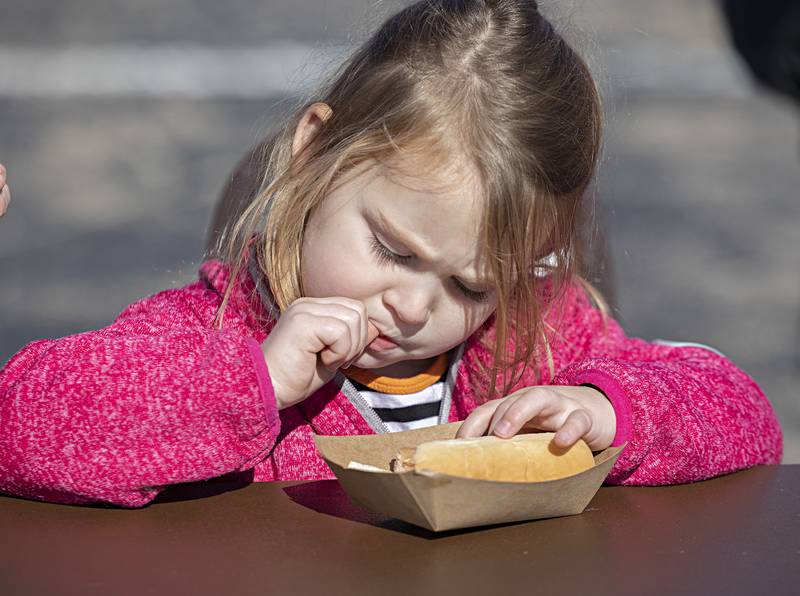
[368,234,491,303]
[369,234,412,268]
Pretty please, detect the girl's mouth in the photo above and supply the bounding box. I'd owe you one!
[367,334,398,352]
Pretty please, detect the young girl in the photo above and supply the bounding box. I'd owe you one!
[0,0,783,507]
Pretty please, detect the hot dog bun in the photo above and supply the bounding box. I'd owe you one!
[390,432,594,482]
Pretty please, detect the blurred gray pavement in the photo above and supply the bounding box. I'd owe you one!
[1,0,799,462]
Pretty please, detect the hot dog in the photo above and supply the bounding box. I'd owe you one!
[389,432,594,482]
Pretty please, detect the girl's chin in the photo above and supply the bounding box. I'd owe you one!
[350,352,394,367]
[347,353,413,372]
[349,352,441,377]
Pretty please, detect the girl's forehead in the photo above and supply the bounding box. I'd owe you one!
[349,160,491,279]
[380,155,480,199]
[348,156,483,211]
[362,161,483,224]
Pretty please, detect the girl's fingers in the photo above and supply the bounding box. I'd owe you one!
[459,388,595,447]
[455,399,505,438]
[320,297,372,359]
[312,296,370,356]
[293,299,366,365]
[489,389,553,437]
[457,387,543,438]
[553,408,593,448]
[313,316,355,369]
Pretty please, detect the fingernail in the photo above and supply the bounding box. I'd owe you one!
[494,421,512,436]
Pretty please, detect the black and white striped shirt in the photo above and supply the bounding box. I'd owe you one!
[349,375,447,433]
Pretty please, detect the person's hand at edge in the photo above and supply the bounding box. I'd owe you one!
[0,163,10,218]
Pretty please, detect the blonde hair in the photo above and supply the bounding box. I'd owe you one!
[214,0,604,404]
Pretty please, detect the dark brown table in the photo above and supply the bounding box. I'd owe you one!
[2,465,798,595]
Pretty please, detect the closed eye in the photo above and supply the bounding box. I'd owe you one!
[369,234,412,266]
[368,234,492,303]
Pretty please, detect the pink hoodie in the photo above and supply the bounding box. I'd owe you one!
[0,259,783,506]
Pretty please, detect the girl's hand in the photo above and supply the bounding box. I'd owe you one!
[261,296,380,410]
[0,164,10,218]
[456,385,617,451]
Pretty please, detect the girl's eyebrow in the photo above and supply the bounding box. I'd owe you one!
[367,207,493,288]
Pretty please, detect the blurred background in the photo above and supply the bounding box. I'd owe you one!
[1,0,798,462]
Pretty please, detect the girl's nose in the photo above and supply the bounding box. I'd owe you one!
[383,285,433,327]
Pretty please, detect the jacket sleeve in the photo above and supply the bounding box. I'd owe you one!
[0,284,280,507]
[546,282,783,486]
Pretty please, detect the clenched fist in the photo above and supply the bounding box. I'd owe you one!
[261,296,380,410]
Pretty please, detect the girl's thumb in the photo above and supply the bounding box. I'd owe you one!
[366,322,381,344]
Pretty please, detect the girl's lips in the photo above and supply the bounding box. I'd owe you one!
[367,334,398,352]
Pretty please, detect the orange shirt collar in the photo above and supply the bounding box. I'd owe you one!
[343,353,449,394]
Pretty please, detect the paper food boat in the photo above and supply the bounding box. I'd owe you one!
[314,421,626,532]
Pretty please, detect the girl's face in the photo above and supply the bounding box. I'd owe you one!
[301,159,497,376]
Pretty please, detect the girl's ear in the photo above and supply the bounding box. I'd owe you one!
[292,102,333,156]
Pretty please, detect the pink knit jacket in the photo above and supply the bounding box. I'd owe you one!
[0,259,783,506]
